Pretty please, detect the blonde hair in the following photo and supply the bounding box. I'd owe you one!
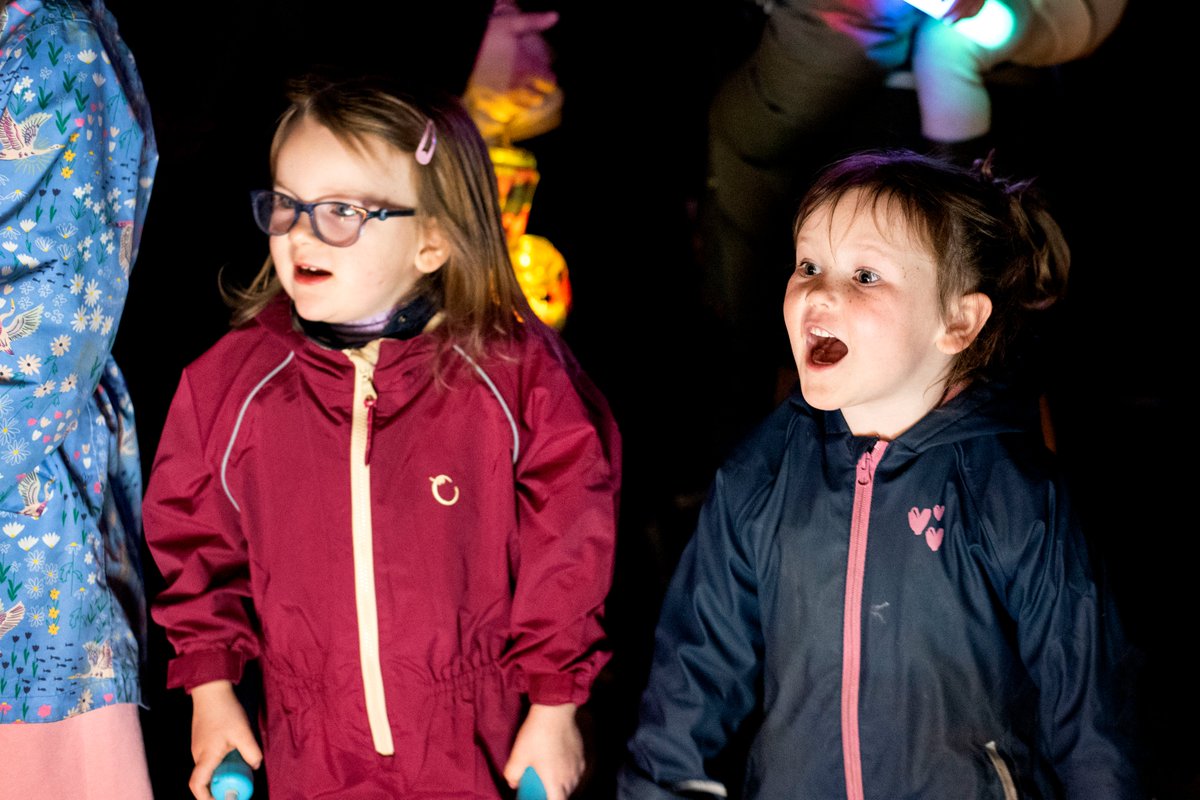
[226,74,529,357]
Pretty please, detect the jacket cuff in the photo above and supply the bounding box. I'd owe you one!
[166,649,247,692]
[525,671,589,705]
[617,764,726,800]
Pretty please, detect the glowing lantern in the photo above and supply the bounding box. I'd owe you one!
[510,234,571,331]
[489,145,573,330]
[490,146,540,245]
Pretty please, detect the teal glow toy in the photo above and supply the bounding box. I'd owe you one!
[210,750,255,800]
[517,767,547,800]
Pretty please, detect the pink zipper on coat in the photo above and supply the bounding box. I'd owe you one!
[841,440,887,800]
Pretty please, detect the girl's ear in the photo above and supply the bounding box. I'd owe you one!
[415,219,450,274]
[936,292,992,355]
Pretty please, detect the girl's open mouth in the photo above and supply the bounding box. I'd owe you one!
[808,326,847,366]
[295,264,332,282]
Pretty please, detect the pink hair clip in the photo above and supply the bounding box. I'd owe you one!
[416,119,437,165]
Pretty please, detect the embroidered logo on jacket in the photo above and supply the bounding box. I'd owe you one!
[907,504,945,551]
[430,474,459,506]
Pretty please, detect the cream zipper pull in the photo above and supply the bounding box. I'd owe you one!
[363,394,376,466]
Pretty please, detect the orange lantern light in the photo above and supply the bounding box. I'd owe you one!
[510,233,571,331]
[490,145,540,246]
[489,145,572,330]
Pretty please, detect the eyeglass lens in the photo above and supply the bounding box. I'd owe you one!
[252,192,364,247]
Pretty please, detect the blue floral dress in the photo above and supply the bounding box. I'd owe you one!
[0,0,156,724]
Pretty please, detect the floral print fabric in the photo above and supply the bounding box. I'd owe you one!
[0,0,156,723]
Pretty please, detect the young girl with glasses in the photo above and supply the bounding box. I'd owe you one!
[618,150,1144,800]
[143,74,621,800]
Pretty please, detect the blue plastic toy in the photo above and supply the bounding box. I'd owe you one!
[210,749,255,800]
[517,766,547,800]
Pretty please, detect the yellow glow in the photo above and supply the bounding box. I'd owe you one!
[488,147,572,330]
[490,146,540,245]
[509,234,571,331]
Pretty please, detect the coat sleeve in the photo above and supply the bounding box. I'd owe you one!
[0,2,155,481]
[142,367,261,691]
[619,465,764,799]
[999,470,1147,799]
[502,329,621,706]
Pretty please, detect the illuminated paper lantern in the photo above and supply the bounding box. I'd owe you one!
[489,145,573,330]
[490,146,540,245]
[510,234,571,331]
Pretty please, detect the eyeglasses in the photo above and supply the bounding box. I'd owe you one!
[250,190,417,247]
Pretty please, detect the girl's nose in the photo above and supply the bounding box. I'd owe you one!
[805,279,836,307]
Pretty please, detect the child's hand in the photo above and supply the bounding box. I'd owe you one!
[188,679,263,800]
[503,703,584,800]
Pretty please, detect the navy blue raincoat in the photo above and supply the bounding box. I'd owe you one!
[620,382,1143,800]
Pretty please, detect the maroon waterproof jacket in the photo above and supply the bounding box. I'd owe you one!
[143,296,621,798]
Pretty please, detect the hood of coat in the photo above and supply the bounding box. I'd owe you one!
[787,378,1044,464]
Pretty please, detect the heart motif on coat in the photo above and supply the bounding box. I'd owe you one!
[908,507,931,535]
[925,527,944,551]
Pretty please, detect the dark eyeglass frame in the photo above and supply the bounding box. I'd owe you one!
[250,189,417,247]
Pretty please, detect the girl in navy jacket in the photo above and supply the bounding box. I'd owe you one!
[620,150,1143,799]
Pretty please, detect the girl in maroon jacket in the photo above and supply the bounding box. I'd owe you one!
[143,74,621,800]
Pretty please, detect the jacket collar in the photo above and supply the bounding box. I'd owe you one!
[252,294,442,391]
[789,379,1042,460]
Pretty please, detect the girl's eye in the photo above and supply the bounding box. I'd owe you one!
[275,194,298,211]
[330,203,361,219]
[854,269,881,285]
[795,260,820,277]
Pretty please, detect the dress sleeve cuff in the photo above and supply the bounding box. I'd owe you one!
[166,649,247,692]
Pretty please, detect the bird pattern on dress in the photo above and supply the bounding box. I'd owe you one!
[17,470,54,520]
[0,108,67,161]
[0,601,24,637]
[0,299,43,355]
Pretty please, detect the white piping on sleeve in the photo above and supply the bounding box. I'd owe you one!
[453,344,519,464]
[220,351,295,511]
[673,779,728,798]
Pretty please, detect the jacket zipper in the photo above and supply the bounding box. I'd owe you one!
[985,741,1019,800]
[345,341,395,756]
[841,440,887,800]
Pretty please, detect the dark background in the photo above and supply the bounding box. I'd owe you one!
[105,2,1191,798]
